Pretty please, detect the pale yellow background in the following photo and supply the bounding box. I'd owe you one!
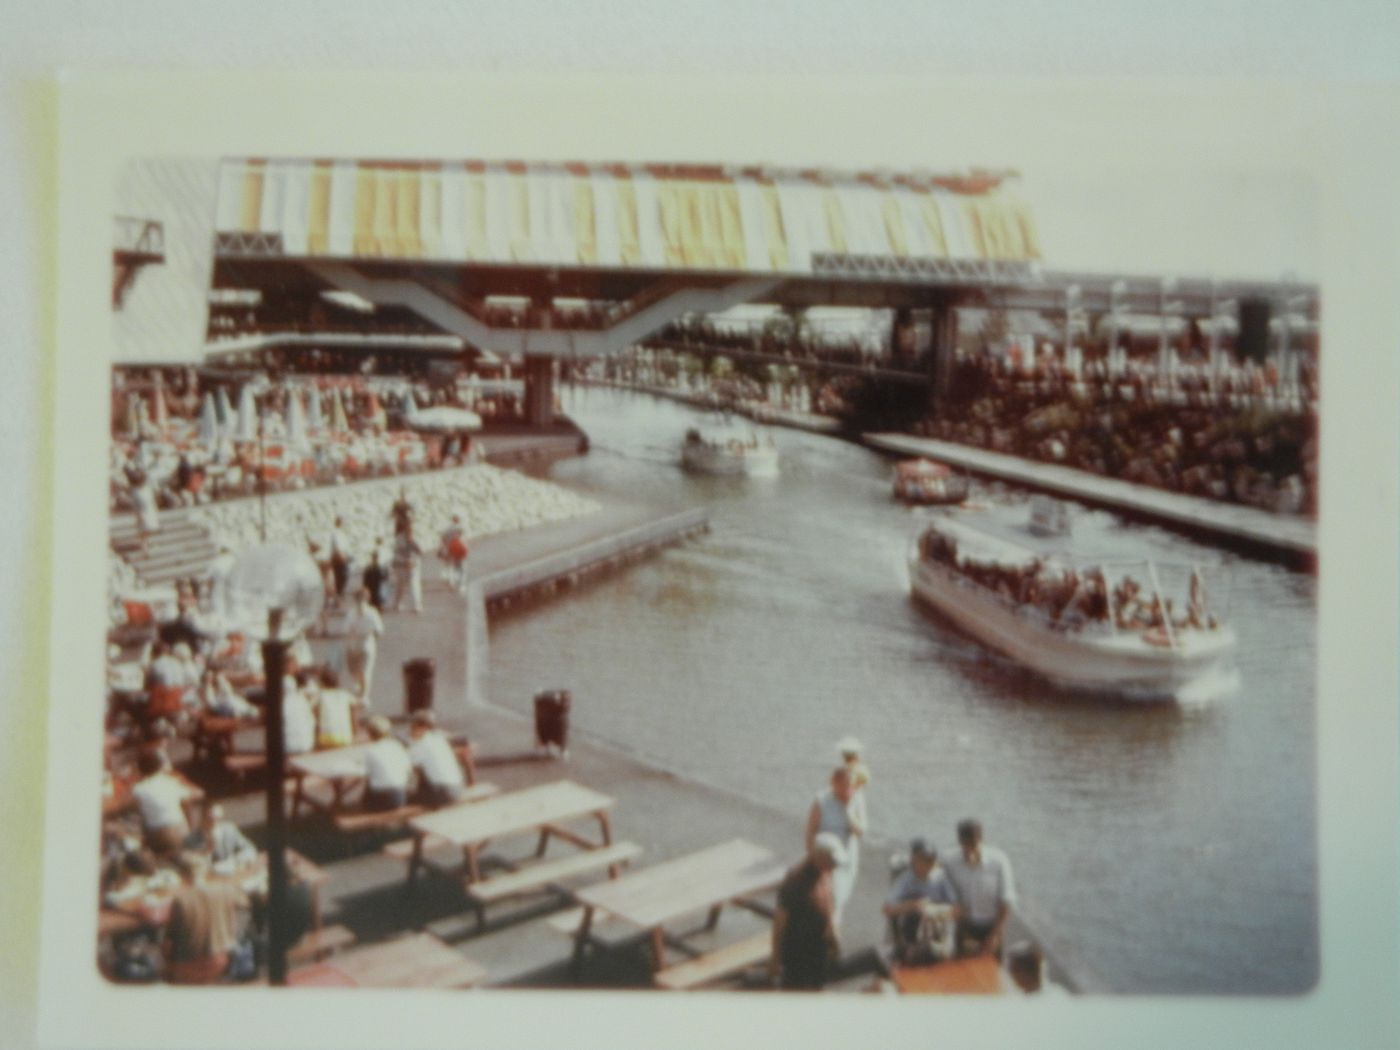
[17,70,1400,1049]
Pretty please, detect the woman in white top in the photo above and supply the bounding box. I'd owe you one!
[197,668,259,721]
[341,588,384,700]
[806,765,865,928]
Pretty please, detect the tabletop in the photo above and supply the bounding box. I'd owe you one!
[891,955,1011,995]
[409,779,614,848]
[572,838,784,930]
[288,742,377,780]
[320,932,487,989]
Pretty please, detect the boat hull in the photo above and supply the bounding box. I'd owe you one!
[908,556,1238,703]
[681,443,779,477]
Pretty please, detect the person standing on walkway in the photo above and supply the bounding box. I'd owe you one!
[392,525,424,614]
[941,818,1017,960]
[390,485,414,537]
[770,832,845,991]
[805,765,864,928]
[131,470,160,556]
[326,516,352,607]
[438,515,470,595]
[341,588,383,701]
[362,546,389,611]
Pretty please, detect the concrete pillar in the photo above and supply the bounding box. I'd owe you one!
[523,354,555,427]
[928,303,958,412]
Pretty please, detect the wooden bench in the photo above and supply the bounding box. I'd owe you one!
[222,752,266,789]
[333,805,426,834]
[286,924,356,964]
[192,715,246,764]
[466,840,643,906]
[653,932,772,991]
[339,782,500,834]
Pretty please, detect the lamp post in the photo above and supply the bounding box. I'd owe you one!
[225,543,324,986]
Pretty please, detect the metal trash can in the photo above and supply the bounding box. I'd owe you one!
[533,689,571,755]
[403,658,436,715]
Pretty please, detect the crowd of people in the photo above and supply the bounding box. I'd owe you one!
[916,529,1218,634]
[917,351,1317,516]
[109,368,535,518]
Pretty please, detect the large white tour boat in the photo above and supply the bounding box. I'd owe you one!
[680,426,779,478]
[906,506,1238,703]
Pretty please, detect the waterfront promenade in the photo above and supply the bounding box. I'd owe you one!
[865,432,1316,564]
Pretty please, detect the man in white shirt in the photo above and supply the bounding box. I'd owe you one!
[341,588,384,700]
[406,711,466,807]
[281,673,317,757]
[132,750,199,856]
[940,818,1018,960]
[362,716,413,811]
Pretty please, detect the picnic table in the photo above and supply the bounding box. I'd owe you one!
[890,955,1011,995]
[288,932,486,989]
[287,743,378,816]
[406,779,618,885]
[570,838,785,983]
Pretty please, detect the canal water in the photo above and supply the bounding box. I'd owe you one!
[485,385,1318,995]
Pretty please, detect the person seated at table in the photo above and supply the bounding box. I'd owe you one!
[143,641,195,725]
[282,670,317,758]
[406,710,467,807]
[770,832,846,992]
[131,750,201,857]
[941,819,1018,961]
[1007,941,1069,996]
[362,716,413,812]
[313,668,358,750]
[162,850,250,985]
[197,668,259,722]
[883,837,960,966]
[184,803,257,867]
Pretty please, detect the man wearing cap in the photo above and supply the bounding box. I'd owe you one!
[941,818,1018,960]
[883,838,959,965]
[361,716,414,812]
[407,710,467,807]
[770,833,845,991]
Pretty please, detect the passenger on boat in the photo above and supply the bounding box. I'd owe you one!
[883,837,959,965]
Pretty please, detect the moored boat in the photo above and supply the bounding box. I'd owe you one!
[893,458,970,505]
[906,508,1238,703]
[680,426,779,477]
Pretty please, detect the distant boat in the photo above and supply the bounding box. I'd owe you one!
[893,458,970,506]
[1027,495,1071,537]
[680,426,779,477]
[907,506,1239,703]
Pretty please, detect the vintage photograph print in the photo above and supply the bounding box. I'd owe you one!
[97,150,1317,999]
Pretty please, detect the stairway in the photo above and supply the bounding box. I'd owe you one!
[110,506,219,586]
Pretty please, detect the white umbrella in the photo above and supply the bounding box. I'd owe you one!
[236,385,258,443]
[197,393,219,446]
[216,386,234,437]
[125,393,143,439]
[306,386,324,433]
[330,388,349,433]
[286,389,309,450]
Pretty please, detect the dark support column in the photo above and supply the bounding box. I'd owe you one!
[523,354,555,427]
[261,622,289,986]
[928,303,959,415]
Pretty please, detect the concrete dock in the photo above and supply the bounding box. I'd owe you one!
[189,490,1098,994]
[865,432,1316,565]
